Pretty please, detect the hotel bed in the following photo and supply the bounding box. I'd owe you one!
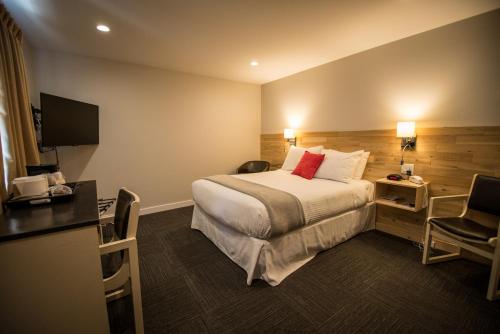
[191,169,375,286]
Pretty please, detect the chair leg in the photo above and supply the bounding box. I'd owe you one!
[422,223,432,264]
[425,252,462,264]
[487,245,500,301]
[129,241,144,334]
[422,224,461,264]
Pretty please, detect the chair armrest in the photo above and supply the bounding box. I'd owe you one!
[488,219,500,246]
[488,237,498,247]
[430,194,469,203]
[99,238,136,255]
[427,194,469,221]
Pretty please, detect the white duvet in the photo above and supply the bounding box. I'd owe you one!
[192,170,374,239]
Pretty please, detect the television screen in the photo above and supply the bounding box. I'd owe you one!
[41,93,99,146]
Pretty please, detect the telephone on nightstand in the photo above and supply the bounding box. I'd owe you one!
[409,175,424,185]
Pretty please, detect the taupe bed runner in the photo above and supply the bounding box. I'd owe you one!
[204,175,305,238]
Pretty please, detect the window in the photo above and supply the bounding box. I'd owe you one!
[0,78,12,188]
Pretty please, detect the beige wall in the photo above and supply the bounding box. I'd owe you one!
[261,9,500,134]
[29,50,260,211]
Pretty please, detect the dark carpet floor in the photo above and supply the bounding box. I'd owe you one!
[108,206,500,334]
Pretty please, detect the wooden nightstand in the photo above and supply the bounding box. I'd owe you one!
[374,178,461,253]
[375,178,430,212]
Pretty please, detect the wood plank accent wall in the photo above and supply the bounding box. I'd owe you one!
[261,126,500,244]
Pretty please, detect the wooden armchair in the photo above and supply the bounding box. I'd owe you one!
[99,188,144,333]
[422,174,500,300]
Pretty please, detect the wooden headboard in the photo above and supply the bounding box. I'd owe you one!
[261,126,500,245]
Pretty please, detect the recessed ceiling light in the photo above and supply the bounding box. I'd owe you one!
[250,60,259,67]
[96,24,110,32]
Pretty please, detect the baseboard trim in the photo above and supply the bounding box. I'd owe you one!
[101,199,194,219]
[140,199,194,216]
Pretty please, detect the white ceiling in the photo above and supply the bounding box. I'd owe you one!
[4,0,500,84]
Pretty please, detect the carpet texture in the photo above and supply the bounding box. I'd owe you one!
[108,206,500,333]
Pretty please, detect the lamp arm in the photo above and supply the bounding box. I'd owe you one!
[400,143,411,165]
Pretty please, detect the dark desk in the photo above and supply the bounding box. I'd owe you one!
[0,180,109,334]
[0,180,99,242]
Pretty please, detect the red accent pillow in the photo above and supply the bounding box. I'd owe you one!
[292,151,325,179]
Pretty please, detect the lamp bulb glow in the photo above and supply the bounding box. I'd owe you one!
[97,24,110,32]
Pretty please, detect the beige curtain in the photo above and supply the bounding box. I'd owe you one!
[0,4,40,200]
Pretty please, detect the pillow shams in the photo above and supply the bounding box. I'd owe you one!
[281,145,323,171]
[314,149,363,183]
[353,151,370,180]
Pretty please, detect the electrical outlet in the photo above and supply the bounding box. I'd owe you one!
[400,163,414,175]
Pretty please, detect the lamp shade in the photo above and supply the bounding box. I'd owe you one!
[396,122,416,138]
[284,128,295,139]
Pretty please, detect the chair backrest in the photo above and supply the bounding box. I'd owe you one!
[468,175,500,217]
[237,160,270,174]
[113,188,141,240]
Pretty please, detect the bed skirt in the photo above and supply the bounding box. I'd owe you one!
[191,202,375,286]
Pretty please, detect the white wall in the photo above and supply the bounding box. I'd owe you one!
[261,9,500,134]
[29,49,261,211]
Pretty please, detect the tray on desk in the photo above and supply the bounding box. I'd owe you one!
[4,182,79,209]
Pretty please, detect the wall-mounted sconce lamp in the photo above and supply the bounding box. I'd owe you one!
[397,121,416,149]
[284,128,296,146]
[396,121,416,165]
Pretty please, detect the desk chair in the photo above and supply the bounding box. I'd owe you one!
[99,188,144,333]
[422,174,500,300]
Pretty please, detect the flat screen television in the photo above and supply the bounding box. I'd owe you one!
[41,93,99,146]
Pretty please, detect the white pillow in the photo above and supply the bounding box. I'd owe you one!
[353,151,370,180]
[315,149,364,183]
[281,145,323,171]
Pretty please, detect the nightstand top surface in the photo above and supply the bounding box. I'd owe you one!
[375,178,429,188]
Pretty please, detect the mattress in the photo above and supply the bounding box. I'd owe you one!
[192,169,374,239]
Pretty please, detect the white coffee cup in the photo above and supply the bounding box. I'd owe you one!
[13,175,49,197]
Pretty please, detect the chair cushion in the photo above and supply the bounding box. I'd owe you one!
[114,189,135,240]
[99,223,123,278]
[468,175,500,216]
[100,222,115,243]
[237,160,270,174]
[101,252,123,278]
[430,217,497,241]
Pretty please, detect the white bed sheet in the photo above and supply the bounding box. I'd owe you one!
[192,169,374,239]
[192,202,375,286]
